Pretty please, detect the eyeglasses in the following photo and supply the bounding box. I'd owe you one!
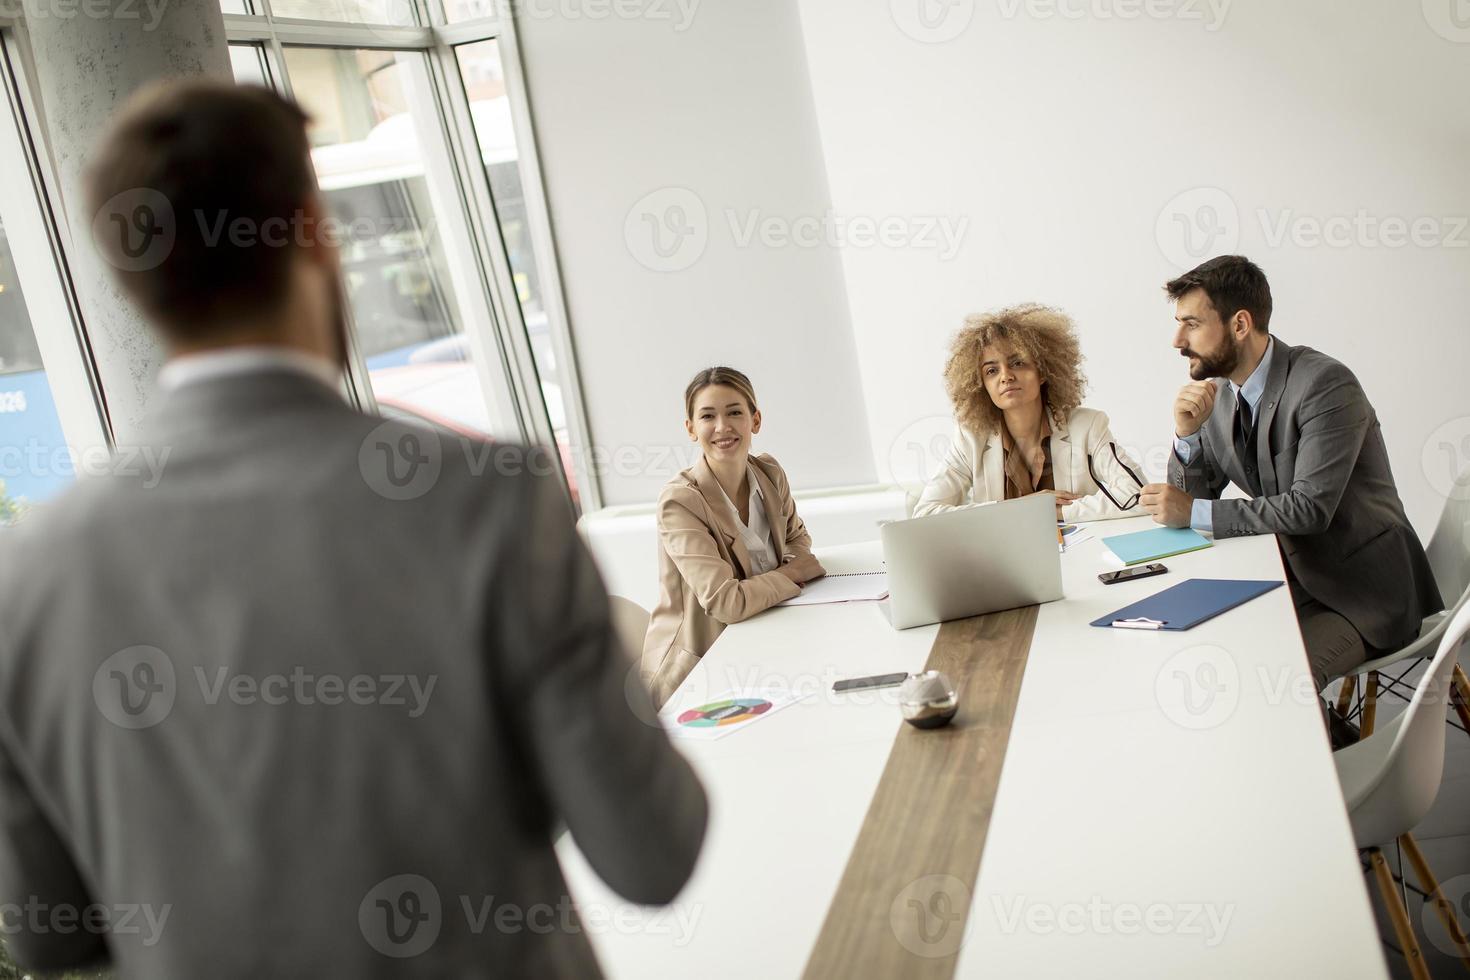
[1086,442,1145,511]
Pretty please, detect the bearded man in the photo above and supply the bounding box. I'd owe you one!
[1140,255,1440,725]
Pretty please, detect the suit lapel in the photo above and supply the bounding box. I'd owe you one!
[750,462,788,558]
[1049,408,1073,491]
[693,456,754,576]
[980,429,1004,500]
[1207,383,1245,489]
[1254,338,1290,497]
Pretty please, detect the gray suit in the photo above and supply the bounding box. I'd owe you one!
[0,369,706,978]
[1168,339,1441,652]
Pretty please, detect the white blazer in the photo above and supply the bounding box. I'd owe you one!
[913,406,1144,523]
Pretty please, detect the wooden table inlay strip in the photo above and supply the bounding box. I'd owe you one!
[802,603,1039,980]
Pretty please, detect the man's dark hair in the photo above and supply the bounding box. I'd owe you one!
[1163,255,1273,333]
[85,80,316,340]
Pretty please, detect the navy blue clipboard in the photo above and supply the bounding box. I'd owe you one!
[1089,578,1283,631]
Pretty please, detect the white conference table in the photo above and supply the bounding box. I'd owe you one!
[557,515,1388,978]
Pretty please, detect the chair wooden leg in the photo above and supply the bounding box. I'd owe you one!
[1452,682,1470,738]
[1336,673,1359,718]
[1452,665,1470,737]
[1401,833,1470,971]
[1370,847,1432,980]
[1363,671,1381,739]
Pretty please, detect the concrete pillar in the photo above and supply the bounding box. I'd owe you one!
[19,0,230,442]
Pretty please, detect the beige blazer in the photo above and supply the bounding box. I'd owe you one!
[641,453,814,708]
[913,406,1143,522]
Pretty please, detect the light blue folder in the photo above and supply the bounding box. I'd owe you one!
[1101,526,1212,566]
[1090,578,1283,630]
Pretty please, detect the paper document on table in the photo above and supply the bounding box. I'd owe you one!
[1059,525,1093,552]
[780,571,889,606]
[663,688,815,741]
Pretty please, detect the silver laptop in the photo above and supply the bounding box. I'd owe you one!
[881,494,1063,629]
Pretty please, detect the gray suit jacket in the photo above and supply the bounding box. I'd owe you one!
[1167,339,1441,650]
[0,369,706,978]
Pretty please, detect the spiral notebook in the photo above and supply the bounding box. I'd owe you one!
[780,571,889,606]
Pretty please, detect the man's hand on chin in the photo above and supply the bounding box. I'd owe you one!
[1140,484,1194,528]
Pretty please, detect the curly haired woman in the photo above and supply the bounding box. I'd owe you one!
[913,304,1144,523]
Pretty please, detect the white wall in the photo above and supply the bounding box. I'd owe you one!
[514,0,876,507]
[796,0,1470,536]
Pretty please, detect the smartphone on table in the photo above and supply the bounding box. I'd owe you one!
[833,672,908,693]
[1097,562,1168,585]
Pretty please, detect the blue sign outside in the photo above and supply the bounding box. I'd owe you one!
[0,369,72,504]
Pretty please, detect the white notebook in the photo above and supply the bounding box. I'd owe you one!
[780,571,889,607]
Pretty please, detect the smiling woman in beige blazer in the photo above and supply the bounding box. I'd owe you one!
[914,304,1145,522]
[641,367,826,709]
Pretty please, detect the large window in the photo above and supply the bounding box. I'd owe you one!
[279,45,517,442]
[453,39,567,444]
[223,3,591,511]
[269,0,417,23]
[0,216,69,513]
[0,29,107,519]
[442,0,496,21]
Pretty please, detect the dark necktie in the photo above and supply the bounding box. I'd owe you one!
[1234,390,1259,493]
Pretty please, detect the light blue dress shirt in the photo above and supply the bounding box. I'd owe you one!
[1172,338,1276,532]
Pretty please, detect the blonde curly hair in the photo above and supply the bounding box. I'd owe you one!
[942,304,1086,439]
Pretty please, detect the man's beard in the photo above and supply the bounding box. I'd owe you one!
[1185,336,1240,380]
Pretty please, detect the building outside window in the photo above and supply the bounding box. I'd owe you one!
[223,1,591,511]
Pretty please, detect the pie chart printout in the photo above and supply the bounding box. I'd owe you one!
[676,698,773,729]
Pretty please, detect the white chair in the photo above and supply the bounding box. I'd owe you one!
[608,595,651,665]
[1335,599,1470,978]
[1333,467,1470,740]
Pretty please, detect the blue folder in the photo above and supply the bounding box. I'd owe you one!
[1101,526,1212,566]
[1090,578,1283,631]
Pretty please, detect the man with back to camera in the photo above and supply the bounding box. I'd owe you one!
[0,80,706,978]
[1138,255,1441,737]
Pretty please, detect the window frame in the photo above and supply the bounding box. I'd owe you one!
[0,24,112,464]
[226,0,599,511]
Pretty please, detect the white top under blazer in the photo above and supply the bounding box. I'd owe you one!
[913,406,1144,523]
